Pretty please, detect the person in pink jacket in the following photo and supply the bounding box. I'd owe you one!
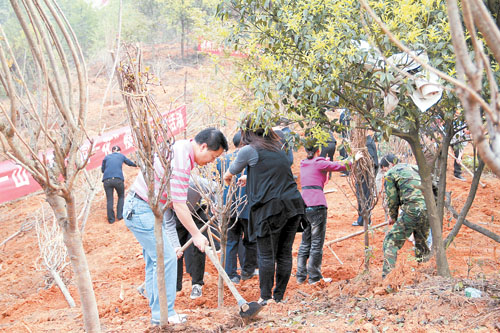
[297,138,360,284]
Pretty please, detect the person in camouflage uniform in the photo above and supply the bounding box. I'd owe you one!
[380,154,430,278]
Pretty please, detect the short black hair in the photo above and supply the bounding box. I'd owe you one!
[232,131,242,148]
[195,128,228,151]
[112,145,121,152]
[380,154,398,168]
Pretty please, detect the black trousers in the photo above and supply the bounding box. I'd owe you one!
[175,210,208,291]
[225,217,258,278]
[320,140,337,178]
[103,178,125,222]
[297,206,328,283]
[355,174,372,226]
[257,215,300,302]
[453,145,463,177]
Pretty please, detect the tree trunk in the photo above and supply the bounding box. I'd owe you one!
[218,234,227,307]
[410,138,451,277]
[154,212,169,326]
[46,193,101,332]
[444,159,484,248]
[363,211,370,271]
[435,120,453,224]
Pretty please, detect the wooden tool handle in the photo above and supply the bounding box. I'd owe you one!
[204,245,247,307]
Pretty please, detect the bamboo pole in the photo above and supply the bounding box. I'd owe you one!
[324,221,389,246]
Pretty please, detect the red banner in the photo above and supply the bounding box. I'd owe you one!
[198,40,246,58]
[0,105,187,204]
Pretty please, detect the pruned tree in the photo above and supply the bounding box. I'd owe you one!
[0,0,100,331]
[190,161,245,307]
[347,115,378,272]
[446,0,500,177]
[115,44,175,327]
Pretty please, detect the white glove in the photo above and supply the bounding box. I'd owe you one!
[355,151,363,161]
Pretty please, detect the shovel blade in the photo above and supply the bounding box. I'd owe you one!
[239,301,263,319]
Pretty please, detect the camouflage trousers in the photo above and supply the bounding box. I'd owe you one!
[382,208,430,278]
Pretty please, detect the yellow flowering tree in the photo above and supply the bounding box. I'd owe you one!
[216,0,500,277]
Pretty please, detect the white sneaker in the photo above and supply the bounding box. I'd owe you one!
[168,313,187,324]
[309,277,332,285]
[190,284,202,299]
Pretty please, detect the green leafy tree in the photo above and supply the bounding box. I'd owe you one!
[216,0,499,277]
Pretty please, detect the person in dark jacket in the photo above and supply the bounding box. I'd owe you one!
[223,117,305,304]
[338,109,351,176]
[101,145,137,223]
[319,132,337,180]
[218,131,258,284]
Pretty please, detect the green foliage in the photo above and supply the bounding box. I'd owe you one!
[58,0,100,56]
[216,0,472,142]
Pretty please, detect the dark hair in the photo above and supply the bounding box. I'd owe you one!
[240,115,281,151]
[112,145,121,152]
[194,128,229,151]
[304,137,319,159]
[380,154,398,168]
[232,131,242,148]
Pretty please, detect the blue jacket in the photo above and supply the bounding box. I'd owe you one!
[101,152,137,181]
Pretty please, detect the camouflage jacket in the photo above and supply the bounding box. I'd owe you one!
[384,163,426,221]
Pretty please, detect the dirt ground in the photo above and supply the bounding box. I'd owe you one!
[0,51,499,332]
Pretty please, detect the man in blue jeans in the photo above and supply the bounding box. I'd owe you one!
[101,145,137,223]
[123,128,227,325]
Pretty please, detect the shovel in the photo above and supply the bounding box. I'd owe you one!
[204,245,263,319]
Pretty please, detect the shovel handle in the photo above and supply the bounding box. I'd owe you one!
[179,216,216,252]
[204,244,247,307]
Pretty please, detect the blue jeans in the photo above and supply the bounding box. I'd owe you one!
[297,206,327,283]
[123,193,178,320]
[225,217,257,279]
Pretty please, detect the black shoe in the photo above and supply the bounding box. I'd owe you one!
[241,269,258,281]
[117,216,123,221]
[352,221,363,226]
[454,175,466,181]
[108,219,115,224]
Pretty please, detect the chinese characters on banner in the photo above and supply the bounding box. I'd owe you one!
[0,105,187,204]
[197,40,246,58]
